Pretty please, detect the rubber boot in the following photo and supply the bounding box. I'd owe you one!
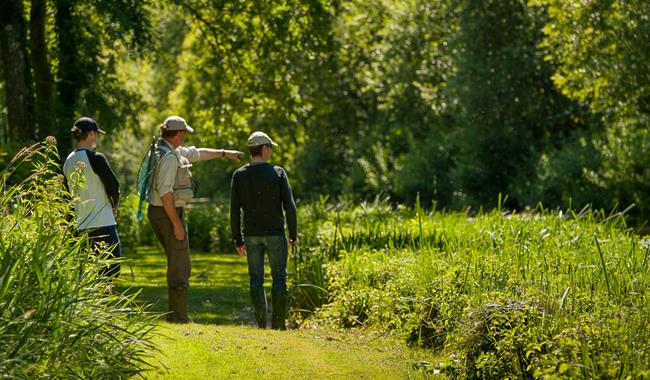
[250,288,267,329]
[166,288,176,322]
[168,287,191,323]
[175,287,191,323]
[271,289,289,330]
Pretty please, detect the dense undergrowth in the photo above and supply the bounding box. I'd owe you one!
[290,196,650,378]
[0,141,158,378]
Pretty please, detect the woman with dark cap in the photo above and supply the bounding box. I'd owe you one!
[63,117,121,279]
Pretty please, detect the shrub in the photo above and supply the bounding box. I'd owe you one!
[0,141,158,378]
[293,200,650,378]
[116,194,156,253]
[185,201,230,253]
[451,299,543,379]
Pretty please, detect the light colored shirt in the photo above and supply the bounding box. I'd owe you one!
[63,150,117,229]
[148,140,201,208]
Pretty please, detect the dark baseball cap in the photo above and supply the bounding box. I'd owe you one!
[71,117,106,134]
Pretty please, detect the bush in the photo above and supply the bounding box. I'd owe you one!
[0,141,158,378]
[293,200,650,378]
[185,201,230,253]
[116,194,156,253]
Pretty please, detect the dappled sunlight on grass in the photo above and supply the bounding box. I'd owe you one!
[117,246,253,326]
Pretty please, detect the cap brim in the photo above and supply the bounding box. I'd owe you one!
[270,141,278,146]
[97,128,107,135]
[185,125,194,133]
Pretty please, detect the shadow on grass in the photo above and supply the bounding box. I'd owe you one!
[117,248,258,326]
[119,284,255,326]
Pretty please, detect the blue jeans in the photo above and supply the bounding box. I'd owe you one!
[87,225,121,279]
[246,235,288,292]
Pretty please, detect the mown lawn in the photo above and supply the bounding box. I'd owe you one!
[117,247,438,379]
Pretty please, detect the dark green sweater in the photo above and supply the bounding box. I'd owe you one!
[230,162,297,246]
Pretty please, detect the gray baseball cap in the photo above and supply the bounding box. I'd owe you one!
[163,116,194,132]
[247,131,278,147]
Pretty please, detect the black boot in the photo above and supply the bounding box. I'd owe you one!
[250,288,267,328]
[271,289,288,330]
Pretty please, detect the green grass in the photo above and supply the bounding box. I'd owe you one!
[118,247,438,379]
[293,202,650,378]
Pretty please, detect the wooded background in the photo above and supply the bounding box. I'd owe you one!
[1,0,648,222]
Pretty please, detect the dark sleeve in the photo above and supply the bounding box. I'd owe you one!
[88,151,120,208]
[280,169,297,241]
[230,172,244,246]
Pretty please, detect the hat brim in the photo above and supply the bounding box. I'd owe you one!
[270,141,278,146]
[97,128,107,135]
[185,125,194,133]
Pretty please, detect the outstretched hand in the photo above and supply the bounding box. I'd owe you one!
[224,150,244,162]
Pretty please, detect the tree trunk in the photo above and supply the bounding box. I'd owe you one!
[54,0,78,130]
[0,0,35,143]
[30,0,54,138]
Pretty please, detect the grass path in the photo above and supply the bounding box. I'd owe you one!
[118,247,437,379]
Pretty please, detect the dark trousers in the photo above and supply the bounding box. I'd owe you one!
[147,205,190,289]
[87,225,121,279]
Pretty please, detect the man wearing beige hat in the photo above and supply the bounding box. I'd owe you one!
[148,115,243,323]
[230,131,297,329]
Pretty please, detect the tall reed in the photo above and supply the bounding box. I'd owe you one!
[291,197,650,378]
[0,141,158,378]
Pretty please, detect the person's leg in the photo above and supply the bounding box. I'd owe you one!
[246,236,267,328]
[267,235,289,330]
[88,226,121,279]
[148,205,191,323]
[103,226,121,278]
[169,207,191,322]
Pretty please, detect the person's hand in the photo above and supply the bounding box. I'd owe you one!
[224,150,244,162]
[289,238,297,246]
[236,244,247,256]
[173,223,185,241]
[112,208,119,218]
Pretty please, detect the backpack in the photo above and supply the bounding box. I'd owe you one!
[135,137,174,220]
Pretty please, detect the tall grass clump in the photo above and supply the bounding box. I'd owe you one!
[0,140,158,378]
[291,198,650,378]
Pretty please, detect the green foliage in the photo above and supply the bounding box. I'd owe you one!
[523,128,609,211]
[50,0,153,144]
[451,0,581,209]
[533,0,650,223]
[116,194,157,253]
[185,202,230,253]
[534,0,650,118]
[3,0,650,221]
[288,200,650,378]
[0,141,158,378]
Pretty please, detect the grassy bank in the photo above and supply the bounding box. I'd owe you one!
[290,199,650,378]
